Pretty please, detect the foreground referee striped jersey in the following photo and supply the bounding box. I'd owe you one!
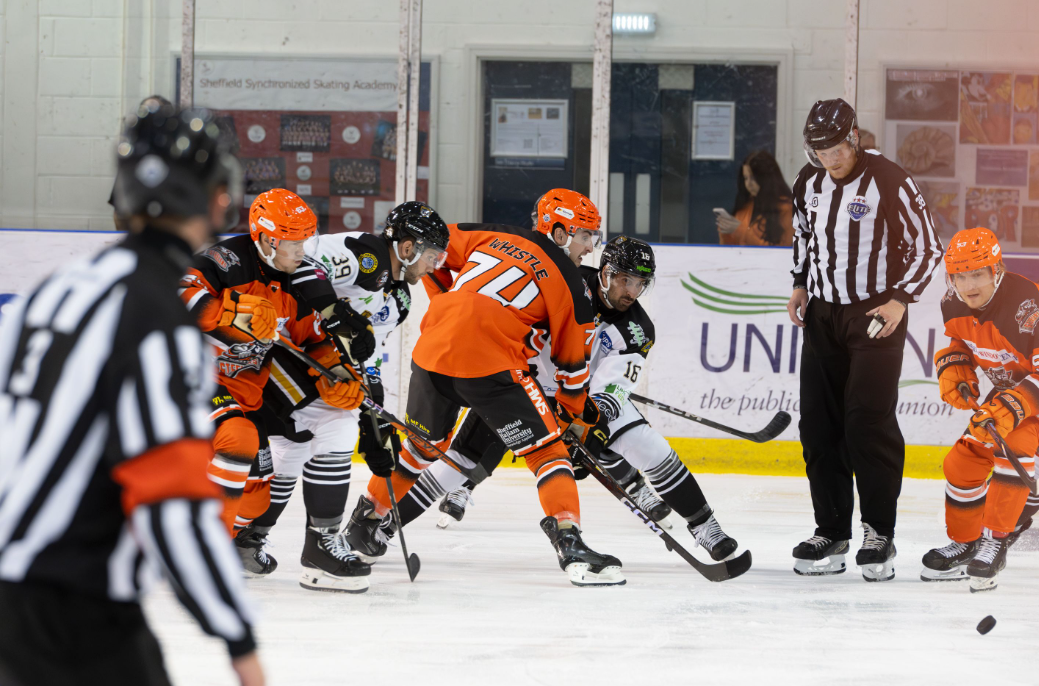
[0,229,256,656]
[791,149,944,304]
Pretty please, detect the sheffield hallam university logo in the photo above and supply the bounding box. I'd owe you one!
[846,195,872,221]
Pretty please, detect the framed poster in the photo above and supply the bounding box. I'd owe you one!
[490,99,568,158]
[692,101,735,160]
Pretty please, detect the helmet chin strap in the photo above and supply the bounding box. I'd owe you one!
[254,237,281,270]
[393,240,418,280]
[598,270,615,309]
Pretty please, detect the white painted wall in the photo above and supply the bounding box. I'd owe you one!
[2,0,1039,229]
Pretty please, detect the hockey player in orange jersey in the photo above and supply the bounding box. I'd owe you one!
[922,227,1038,591]
[180,188,364,574]
[346,189,625,586]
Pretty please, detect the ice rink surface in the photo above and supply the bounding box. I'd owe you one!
[145,469,1039,686]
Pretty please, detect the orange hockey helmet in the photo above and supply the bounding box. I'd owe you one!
[531,188,602,254]
[249,188,317,269]
[945,227,1003,274]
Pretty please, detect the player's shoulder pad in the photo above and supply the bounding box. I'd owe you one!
[195,233,260,286]
[342,232,393,291]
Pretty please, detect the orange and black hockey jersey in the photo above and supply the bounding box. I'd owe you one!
[941,271,1039,406]
[179,234,330,412]
[415,223,596,415]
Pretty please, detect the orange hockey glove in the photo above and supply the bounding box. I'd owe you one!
[968,389,1030,442]
[306,342,359,382]
[555,396,610,459]
[316,376,364,411]
[934,346,979,411]
[218,291,278,342]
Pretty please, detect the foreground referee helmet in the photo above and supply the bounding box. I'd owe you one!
[0,105,264,685]
[802,98,860,178]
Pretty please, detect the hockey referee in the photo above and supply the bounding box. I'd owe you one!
[0,106,264,684]
[786,98,944,581]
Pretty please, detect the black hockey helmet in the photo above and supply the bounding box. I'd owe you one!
[383,201,450,271]
[113,102,243,230]
[803,98,859,167]
[599,235,655,299]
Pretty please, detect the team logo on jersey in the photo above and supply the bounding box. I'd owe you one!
[372,305,391,324]
[376,271,389,288]
[1016,299,1039,334]
[627,321,647,347]
[984,365,1016,390]
[846,196,872,221]
[397,289,411,311]
[809,195,819,208]
[203,245,241,272]
[216,340,269,378]
[599,330,613,353]
[360,253,378,273]
[583,281,593,304]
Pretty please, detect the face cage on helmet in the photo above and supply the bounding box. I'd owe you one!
[945,263,1004,308]
[600,263,654,303]
[803,128,859,168]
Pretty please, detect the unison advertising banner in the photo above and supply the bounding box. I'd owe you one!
[639,244,967,446]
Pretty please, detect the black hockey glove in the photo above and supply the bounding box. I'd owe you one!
[567,445,591,480]
[363,365,385,407]
[357,410,399,478]
[323,300,376,364]
[556,397,610,460]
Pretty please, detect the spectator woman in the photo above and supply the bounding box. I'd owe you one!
[715,150,794,247]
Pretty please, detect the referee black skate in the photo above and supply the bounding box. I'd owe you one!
[0,104,264,685]
[787,98,943,581]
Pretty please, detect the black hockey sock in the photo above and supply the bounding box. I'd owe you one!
[598,452,639,488]
[643,450,711,524]
[1017,493,1039,530]
[302,452,352,529]
[396,469,451,527]
[252,474,297,528]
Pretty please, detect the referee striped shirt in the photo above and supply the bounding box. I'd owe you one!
[0,229,256,656]
[791,149,944,304]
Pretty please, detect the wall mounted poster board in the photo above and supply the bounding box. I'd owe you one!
[188,55,433,235]
[692,101,735,160]
[490,99,568,159]
[883,67,1039,252]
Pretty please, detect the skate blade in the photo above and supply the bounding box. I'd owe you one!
[242,568,276,579]
[352,550,383,564]
[793,555,846,576]
[919,566,968,582]
[566,562,626,587]
[299,570,370,594]
[969,576,998,593]
[861,561,895,582]
[436,513,453,529]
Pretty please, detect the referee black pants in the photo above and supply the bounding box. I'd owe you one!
[799,297,907,540]
[0,581,171,686]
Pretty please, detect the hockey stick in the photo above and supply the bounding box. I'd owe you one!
[960,384,1038,495]
[564,433,752,582]
[629,393,790,443]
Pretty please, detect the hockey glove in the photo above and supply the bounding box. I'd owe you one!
[322,300,376,364]
[316,376,364,411]
[358,411,399,478]
[218,290,278,342]
[364,366,385,407]
[935,346,979,411]
[556,397,610,460]
[969,389,1030,442]
[306,343,357,382]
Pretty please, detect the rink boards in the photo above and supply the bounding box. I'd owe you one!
[0,229,977,479]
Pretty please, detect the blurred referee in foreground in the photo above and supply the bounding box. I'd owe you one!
[0,105,264,684]
[786,98,944,582]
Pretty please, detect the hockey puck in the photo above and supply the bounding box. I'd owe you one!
[976,615,996,635]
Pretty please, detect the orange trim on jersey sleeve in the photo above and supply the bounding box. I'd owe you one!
[111,438,221,515]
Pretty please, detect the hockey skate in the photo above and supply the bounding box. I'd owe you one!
[920,540,976,581]
[437,485,474,529]
[234,525,278,578]
[689,514,738,561]
[540,517,625,587]
[1005,518,1032,550]
[626,475,672,529]
[792,535,849,575]
[856,523,896,582]
[967,533,1008,593]
[299,526,372,594]
[344,495,389,563]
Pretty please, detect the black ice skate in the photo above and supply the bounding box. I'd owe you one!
[437,484,474,529]
[689,514,738,561]
[967,533,1008,593]
[792,535,849,576]
[234,525,277,578]
[540,517,625,587]
[299,526,372,594]
[344,495,389,563]
[920,540,976,581]
[626,475,672,529]
[856,523,896,582]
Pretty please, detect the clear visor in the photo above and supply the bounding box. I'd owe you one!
[604,264,654,298]
[947,266,997,301]
[412,237,448,269]
[571,227,603,250]
[803,131,857,168]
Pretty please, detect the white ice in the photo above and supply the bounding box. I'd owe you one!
[145,469,1039,686]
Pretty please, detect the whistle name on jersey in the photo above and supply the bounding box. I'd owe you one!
[488,238,550,280]
[964,340,1019,366]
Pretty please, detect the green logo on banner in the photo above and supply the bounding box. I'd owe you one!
[680,272,788,315]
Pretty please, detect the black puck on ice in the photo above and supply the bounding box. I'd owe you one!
[976,615,996,635]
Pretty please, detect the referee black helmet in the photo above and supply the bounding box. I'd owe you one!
[803,98,859,167]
